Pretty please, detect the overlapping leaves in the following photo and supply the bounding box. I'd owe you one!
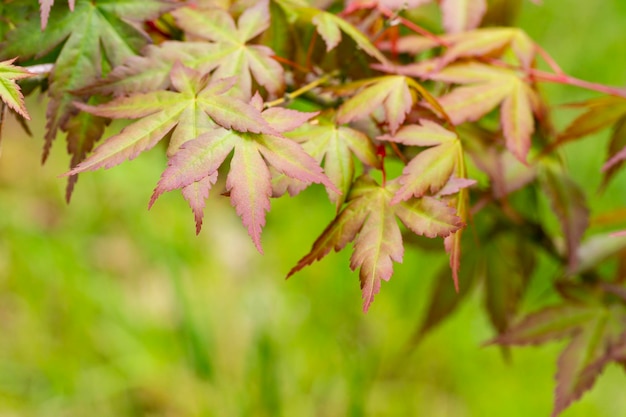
[288,174,462,311]
[492,292,626,417]
[0,0,173,160]
[90,1,283,100]
[68,64,333,251]
[0,59,33,120]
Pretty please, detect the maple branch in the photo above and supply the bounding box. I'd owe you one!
[529,69,626,99]
[535,44,565,76]
[377,5,449,48]
[264,70,340,108]
[271,55,310,73]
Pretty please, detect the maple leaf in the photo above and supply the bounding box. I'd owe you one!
[601,116,626,188]
[275,0,389,63]
[385,28,535,70]
[0,58,33,120]
[428,62,537,163]
[440,0,487,34]
[336,76,415,134]
[39,0,75,30]
[171,1,284,99]
[68,64,272,174]
[150,102,336,251]
[539,163,589,271]
[282,116,381,208]
[492,299,626,417]
[378,120,462,203]
[545,96,626,155]
[288,174,462,311]
[0,0,174,163]
[91,2,285,99]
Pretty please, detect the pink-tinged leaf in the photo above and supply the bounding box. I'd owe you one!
[501,81,534,164]
[437,80,511,125]
[540,165,589,270]
[67,108,181,175]
[172,7,237,44]
[612,230,626,237]
[391,141,461,203]
[74,91,181,119]
[353,195,403,312]
[289,175,462,311]
[548,97,626,154]
[312,12,342,51]
[395,196,462,238]
[0,59,34,119]
[444,232,461,291]
[198,90,274,134]
[151,129,237,204]
[227,141,272,253]
[236,0,270,42]
[440,0,487,34]
[257,134,339,193]
[551,313,622,417]
[346,0,431,10]
[379,120,457,146]
[284,121,379,207]
[245,45,286,97]
[181,173,218,234]
[491,305,598,346]
[172,5,285,98]
[436,177,477,196]
[261,108,318,133]
[601,116,626,188]
[39,0,54,29]
[39,0,75,30]
[337,76,413,133]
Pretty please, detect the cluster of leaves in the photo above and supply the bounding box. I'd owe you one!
[1,0,626,415]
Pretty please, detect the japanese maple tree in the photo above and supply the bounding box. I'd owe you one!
[1,0,626,415]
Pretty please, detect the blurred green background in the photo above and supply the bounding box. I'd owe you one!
[1,1,626,416]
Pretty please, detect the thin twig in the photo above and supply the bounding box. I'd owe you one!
[264,70,340,108]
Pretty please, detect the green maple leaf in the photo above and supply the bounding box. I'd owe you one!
[89,1,284,100]
[0,0,173,162]
[288,174,462,311]
[281,115,381,208]
[429,62,538,163]
[492,296,626,417]
[0,58,33,120]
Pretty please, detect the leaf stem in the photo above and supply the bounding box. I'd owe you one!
[528,69,626,99]
[377,5,450,48]
[264,70,340,108]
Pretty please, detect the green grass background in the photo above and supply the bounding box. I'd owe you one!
[1,1,626,416]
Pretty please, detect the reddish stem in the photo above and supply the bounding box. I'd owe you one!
[529,69,626,98]
[377,5,450,47]
[270,55,310,73]
[535,44,565,76]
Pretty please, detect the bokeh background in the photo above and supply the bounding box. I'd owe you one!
[2,1,626,416]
